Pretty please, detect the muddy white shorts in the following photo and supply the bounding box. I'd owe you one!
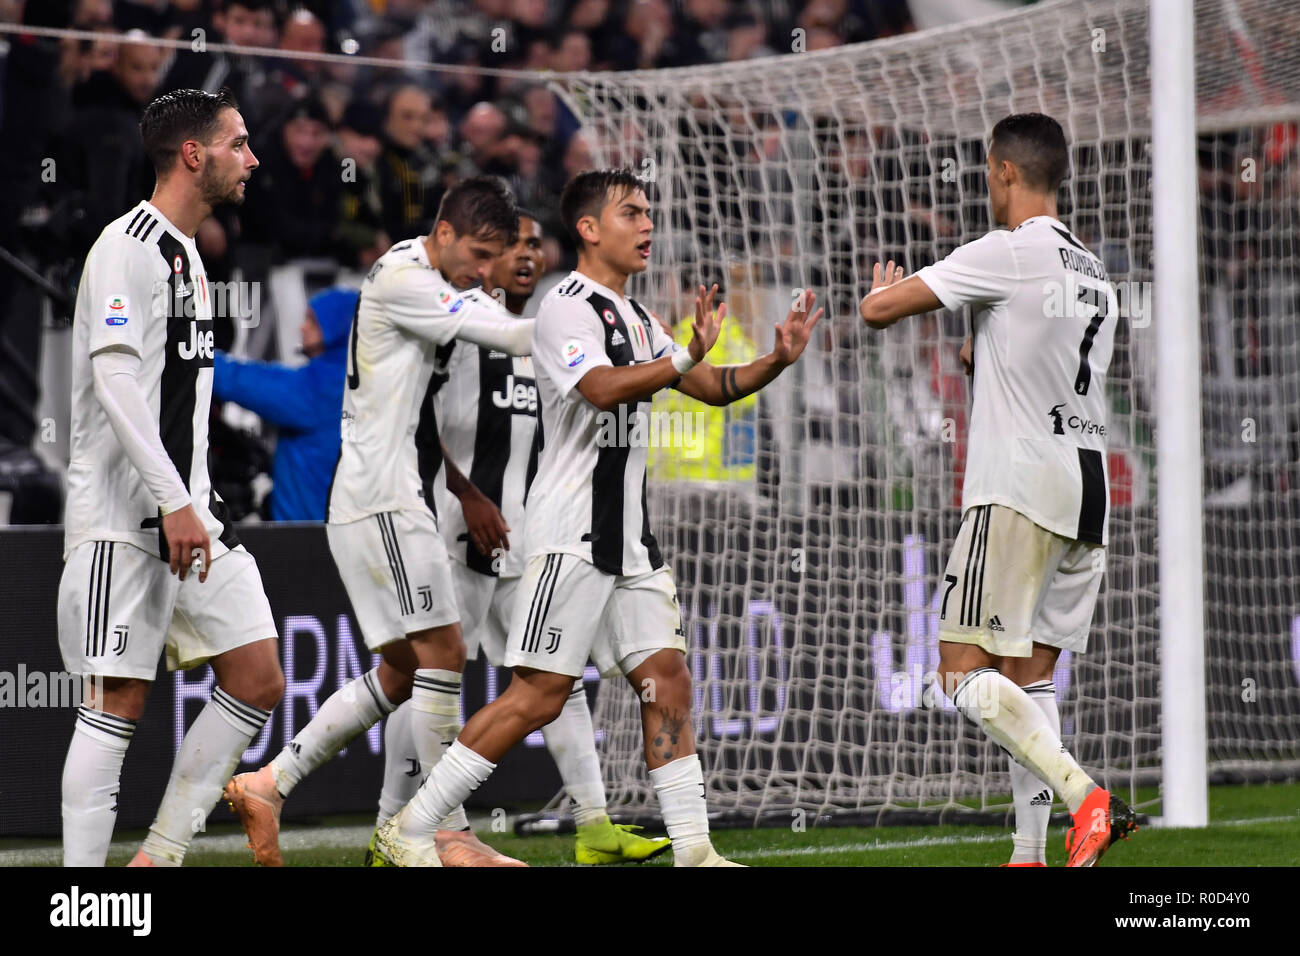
[937,504,1104,658]
[326,509,460,651]
[502,554,685,678]
[450,559,520,667]
[58,540,276,680]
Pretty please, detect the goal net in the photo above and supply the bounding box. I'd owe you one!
[530,0,1300,827]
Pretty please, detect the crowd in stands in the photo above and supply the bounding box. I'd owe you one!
[0,0,916,522]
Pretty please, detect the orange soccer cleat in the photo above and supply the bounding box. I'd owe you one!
[1065,787,1138,867]
[434,829,529,867]
[223,765,285,867]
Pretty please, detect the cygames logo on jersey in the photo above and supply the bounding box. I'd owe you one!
[1047,401,1106,437]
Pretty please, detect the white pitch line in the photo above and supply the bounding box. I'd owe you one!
[2,813,1293,867]
[730,812,1300,860]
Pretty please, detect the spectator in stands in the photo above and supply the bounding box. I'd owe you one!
[567,0,638,70]
[240,95,343,260]
[162,0,279,135]
[259,6,329,121]
[58,31,164,259]
[668,0,730,66]
[335,99,391,269]
[213,287,358,521]
[377,83,442,239]
[550,27,593,72]
[623,0,675,69]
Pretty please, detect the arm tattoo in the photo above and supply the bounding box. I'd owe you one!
[719,366,740,404]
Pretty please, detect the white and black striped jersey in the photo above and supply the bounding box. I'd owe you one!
[327,237,505,524]
[431,327,540,579]
[65,200,238,561]
[916,215,1117,545]
[525,270,684,576]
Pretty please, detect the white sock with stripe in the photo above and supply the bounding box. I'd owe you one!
[271,667,395,796]
[952,668,1094,813]
[140,687,272,865]
[403,740,495,838]
[62,707,136,866]
[649,754,713,865]
[541,679,608,826]
[409,669,470,830]
[377,700,421,827]
[1008,680,1060,864]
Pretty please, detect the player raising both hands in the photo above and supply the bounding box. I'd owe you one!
[860,113,1136,867]
[370,168,823,867]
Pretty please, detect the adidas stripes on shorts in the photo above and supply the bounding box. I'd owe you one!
[58,541,276,680]
[502,554,686,678]
[936,504,1104,658]
[326,509,460,651]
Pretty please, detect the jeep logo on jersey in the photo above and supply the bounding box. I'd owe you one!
[491,374,538,412]
[178,320,215,361]
[1048,401,1107,437]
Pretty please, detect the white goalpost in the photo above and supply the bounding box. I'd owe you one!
[521,0,1300,829]
[1151,0,1207,829]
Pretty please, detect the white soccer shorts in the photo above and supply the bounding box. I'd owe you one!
[58,541,277,680]
[450,559,519,667]
[503,553,686,678]
[327,509,460,651]
[937,503,1104,658]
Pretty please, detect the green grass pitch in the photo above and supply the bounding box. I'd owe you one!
[3,782,1296,867]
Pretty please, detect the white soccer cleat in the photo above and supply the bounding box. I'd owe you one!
[673,844,746,867]
[367,808,444,867]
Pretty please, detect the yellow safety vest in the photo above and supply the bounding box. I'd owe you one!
[647,320,758,483]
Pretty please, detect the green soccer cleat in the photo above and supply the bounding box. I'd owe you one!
[363,827,385,867]
[574,816,672,865]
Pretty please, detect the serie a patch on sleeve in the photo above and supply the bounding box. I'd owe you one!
[105,294,129,326]
[563,340,585,368]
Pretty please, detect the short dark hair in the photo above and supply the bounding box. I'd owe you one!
[140,88,240,175]
[435,175,518,242]
[560,168,647,248]
[989,113,1069,193]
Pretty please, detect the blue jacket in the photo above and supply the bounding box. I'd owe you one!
[213,287,357,521]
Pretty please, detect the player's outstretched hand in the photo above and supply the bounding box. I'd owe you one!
[162,504,211,583]
[461,485,510,558]
[688,284,725,363]
[772,290,824,367]
[869,260,907,294]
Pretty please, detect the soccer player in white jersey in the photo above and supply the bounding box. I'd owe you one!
[57,88,284,866]
[369,168,824,867]
[224,177,536,867]
[374,214,672,864]
[859,113,1138,867]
